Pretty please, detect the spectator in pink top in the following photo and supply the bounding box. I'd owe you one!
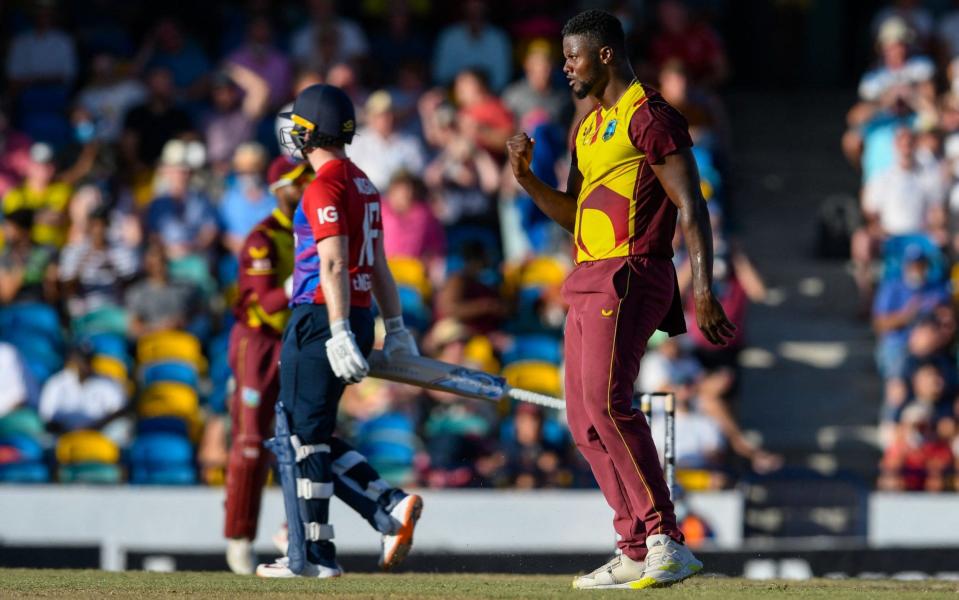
[381,171,445,278]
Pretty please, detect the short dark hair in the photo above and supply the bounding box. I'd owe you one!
[561,10,626,54]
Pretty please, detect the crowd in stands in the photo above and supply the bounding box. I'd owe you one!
[0,0,769,512]
[843,1,959,492]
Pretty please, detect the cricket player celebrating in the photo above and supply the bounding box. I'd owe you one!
[506,10,736,589]
[256,84,423,579]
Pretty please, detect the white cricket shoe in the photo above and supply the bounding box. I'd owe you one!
[255,556,343,578]
[634,534,703,588]
[379,494,423,570]
[226,538,256,575]
[572,554,646,589]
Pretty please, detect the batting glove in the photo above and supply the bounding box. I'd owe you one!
[383,315,419,360]
[326,319,369,383]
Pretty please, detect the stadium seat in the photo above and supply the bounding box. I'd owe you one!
[517,256,568,290]
[139,382,200,419]
[464,335,500,374]
[389,256,432,299]
[92,354,129,383]
[137,330,206,372]
[0,303,63,346]
[137,416,191,438]
[0,407,46,439]
[55,430,120,465]
[128,432,196,485]
[356,412,418,484]
[141,360,199,390]
[71,305,129,338]
[169,254,217,299]
[397,285,432,333]
[502,334,563,366]
[444,224,501,275]
[0,433,45,463]
[0,461,50,483]
[58,462,123,484]
[501,360,563,398]
[86,333,130,363]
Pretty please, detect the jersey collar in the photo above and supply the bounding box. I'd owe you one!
[272,208,292,231]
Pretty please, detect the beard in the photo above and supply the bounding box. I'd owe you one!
[572,77,596,99]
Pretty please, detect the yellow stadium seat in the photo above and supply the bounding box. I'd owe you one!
[388,256,431,299]
[677,469,716,492]
[518,256,568,289]
[501,360,562,398]
[56,430,120,465]
[139,382,199,420]
[91,355,127,382]
[464,335,500,374]
[137,330,206,372]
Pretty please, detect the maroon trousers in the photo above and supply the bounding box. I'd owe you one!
[224,323,282,540]
[562,256,683,561]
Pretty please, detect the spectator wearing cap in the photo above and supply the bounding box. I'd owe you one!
[0,208,58,304]
[58,205,138,319]
[219,142,275,255]
[38,342,127,433]
[873,244,951,381]
[203,63,271,175]
[121,67,194,168]
[879,402,953,491]
[4,0,78,93]
[144,139,219,260]
[432,0,512,92]
[347,91,426,191]
[124,242,203,338]
[873,1,934,48]
[858,17,935,107]
[2,142,71,247]
[502,40,572,127]
[226,16,293,110]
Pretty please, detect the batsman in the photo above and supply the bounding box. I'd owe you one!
[506,10,736,589]
[256,84,422,578]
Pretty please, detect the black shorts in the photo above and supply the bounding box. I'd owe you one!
[278,304,374,443]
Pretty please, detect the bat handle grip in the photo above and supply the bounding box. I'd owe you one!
[507,388,566,411]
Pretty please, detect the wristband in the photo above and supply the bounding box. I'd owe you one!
[330,319,350,336]
[384,316,405,333]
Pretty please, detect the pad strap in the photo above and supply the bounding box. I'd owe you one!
[304,522,335,541]
[296,478,334,500]
[290,435,330,462]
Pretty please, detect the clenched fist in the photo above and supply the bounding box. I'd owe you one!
[506,133,535,180]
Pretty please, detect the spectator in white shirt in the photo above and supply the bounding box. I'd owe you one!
[38,343,127,432]
[432,0,512,92]
[5,1,78,90]
[648,374,724,471]
[347,91,426,191]
[862,127,945,237]
[858,17,934,105]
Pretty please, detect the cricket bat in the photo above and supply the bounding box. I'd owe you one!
[367,350,566,410]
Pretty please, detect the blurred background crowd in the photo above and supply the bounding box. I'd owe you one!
[0,0,773,531]
[842,1,959,493]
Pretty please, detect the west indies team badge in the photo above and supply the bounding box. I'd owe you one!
[602,119,618,141]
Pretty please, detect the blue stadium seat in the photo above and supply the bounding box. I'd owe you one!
[136,416,191,438]
[502,334,563,366]
[142,360,200,389]
[0,303,63,347]
[86,333,130,364]
[356,412,417,483]
[128,433,196,485]
[0,462,50,483]
[398,285,432,333]
[0,433,45,463]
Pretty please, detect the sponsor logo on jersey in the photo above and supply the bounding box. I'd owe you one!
[317,206,339,223]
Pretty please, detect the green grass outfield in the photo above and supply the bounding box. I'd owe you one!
[2,569,958,599]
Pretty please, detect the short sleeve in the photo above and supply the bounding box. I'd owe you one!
[628,99,693,164]
[302,177,348,241]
